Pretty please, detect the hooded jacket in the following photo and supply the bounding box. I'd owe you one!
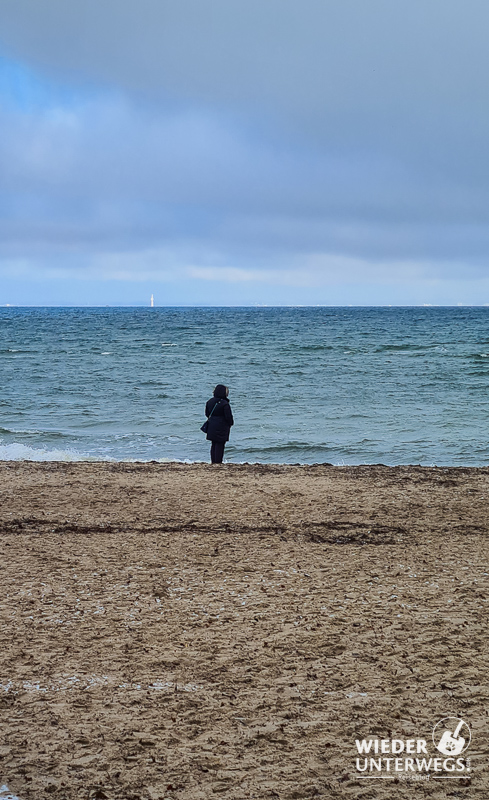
[205,385,234,443]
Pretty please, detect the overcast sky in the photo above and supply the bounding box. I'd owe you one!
[1,0,489,305]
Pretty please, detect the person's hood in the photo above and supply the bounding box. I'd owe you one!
[213,384,228,399]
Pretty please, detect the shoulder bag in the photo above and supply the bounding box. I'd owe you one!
[200,399,220,433]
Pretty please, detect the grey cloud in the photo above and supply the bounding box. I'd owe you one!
[1,1,489,146]
[1,0,489,294]
[2,94,489,261]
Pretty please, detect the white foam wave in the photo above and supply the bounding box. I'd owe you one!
[0,441,204,463]
[0,442,106,462]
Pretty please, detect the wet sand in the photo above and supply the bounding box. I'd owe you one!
[0,461,488,799]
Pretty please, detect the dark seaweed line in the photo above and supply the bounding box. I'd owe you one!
[0,517,486,543]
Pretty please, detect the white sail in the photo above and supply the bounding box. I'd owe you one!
[150,294,154,307]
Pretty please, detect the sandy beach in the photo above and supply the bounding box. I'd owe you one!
[0,461,488,799]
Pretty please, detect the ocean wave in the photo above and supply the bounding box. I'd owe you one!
[0,348,37,354]
[0,442,105,462]
[0,427,68,438]
[374,344,432,353]
[282,344,334,351]
[0,441,202,463]
[235,441,335,454]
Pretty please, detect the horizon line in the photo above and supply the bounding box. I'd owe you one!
[2,303,489,309]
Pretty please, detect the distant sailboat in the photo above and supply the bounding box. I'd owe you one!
[150,294,154,307]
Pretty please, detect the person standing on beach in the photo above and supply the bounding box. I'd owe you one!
[205,384,234,464]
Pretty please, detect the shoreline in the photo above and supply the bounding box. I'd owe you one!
[2,457,489,467]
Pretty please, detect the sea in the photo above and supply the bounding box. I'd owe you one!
[1,306,489,466]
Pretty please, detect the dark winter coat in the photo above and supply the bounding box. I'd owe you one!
[205,396,234,443]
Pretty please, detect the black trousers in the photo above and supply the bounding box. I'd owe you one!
[210,441,225,464]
